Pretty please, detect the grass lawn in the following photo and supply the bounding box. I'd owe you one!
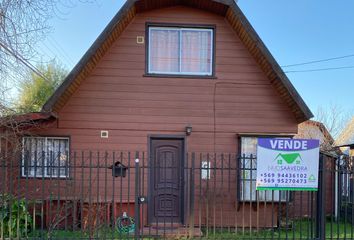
[202,219,354,239]
[27,228,137,239]
[14,219,354,239]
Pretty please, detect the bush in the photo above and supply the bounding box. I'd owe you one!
[0,194,33,238]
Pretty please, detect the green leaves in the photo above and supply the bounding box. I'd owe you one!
[15,60,68,113]
[0,194,33,238]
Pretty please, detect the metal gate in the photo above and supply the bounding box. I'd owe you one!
[1,150,353,239]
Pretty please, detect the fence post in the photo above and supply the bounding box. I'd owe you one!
[316,153,325,240]
[134,154,140,239]
[189,153,195,237]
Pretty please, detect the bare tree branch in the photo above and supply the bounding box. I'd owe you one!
[315,103,353,139]
[0,0,95,110]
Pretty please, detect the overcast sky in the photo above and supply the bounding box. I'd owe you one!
[33,0,354,116]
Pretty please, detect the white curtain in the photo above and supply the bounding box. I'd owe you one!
[24,137,46,177]
[181,30,211,74]
[23,137,69,177]
[240,137,257,201]
[47,138,69,177]
[149,29,179,73]
[240,137,287,202]
[149,28,212,75]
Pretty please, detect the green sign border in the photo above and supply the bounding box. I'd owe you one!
[257,187,318,191]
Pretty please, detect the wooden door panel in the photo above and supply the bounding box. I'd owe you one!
[154,195,179,218]
[154,146,179,189]
[150,138,184,224]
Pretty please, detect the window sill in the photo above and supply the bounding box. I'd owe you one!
[21,176,71,180]
[143,73,217,79]
[239,200,288,203]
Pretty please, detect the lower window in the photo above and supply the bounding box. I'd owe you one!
[22,137,70,178]
[239,136,287,202]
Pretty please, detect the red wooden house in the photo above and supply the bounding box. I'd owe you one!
[1,0,316,234]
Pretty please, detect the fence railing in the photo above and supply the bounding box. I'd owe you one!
[0,151,352,239]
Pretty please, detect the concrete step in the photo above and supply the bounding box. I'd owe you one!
[141,226,203,238]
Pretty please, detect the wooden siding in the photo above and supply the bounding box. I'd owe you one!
[17,6,300,228]
[53,6,298,153]
[43,1,312,123]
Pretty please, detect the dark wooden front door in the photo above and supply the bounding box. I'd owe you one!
[149,138,184,224]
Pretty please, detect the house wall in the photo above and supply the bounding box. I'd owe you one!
[1,131,20,197]
[0,136,8,194]
[55,5,298,153]
[9,6,299,228]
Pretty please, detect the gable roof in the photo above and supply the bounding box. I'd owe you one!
[42,0,313,123]
[336,117,354,147]
[0,112,55,131]
[296,120,339,155]
[297,120,334,144]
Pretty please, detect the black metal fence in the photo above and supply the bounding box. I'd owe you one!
[0,151,353,239]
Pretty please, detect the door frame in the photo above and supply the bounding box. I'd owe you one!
[147,134,187,225]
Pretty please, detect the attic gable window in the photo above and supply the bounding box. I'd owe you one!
[147,25,214,76]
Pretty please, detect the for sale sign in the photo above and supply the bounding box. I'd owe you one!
[256,138,320,191]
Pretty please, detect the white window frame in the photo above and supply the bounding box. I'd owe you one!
[22,136,70,178]
[239,136,289,202]
[201,160,211,180]
[148,26,214,76]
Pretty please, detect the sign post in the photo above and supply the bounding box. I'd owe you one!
[256,138,320,191]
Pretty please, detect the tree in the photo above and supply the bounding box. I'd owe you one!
[1,1,60,105]
[0,1,92,153]
[314,103,353,139]
[0,0,92,114]
[15,61,67,113]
